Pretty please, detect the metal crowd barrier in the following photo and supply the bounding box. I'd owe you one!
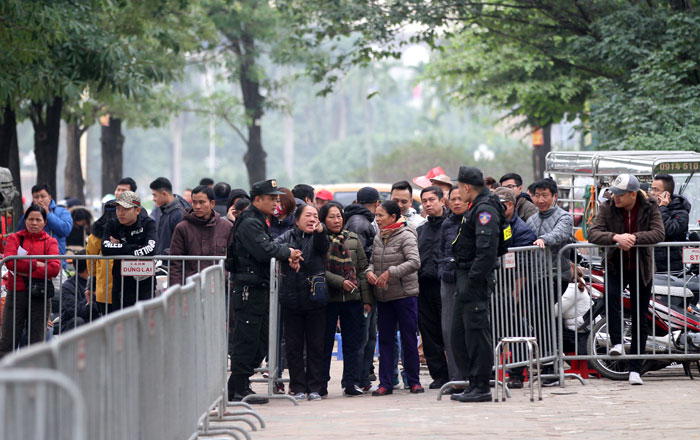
[0,264,260,439]
[556,241,700,384]
[439,246,563,398]
[0,254,228,356]
[0,368,87,440]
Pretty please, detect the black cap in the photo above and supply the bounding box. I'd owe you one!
[250,179,284,198]
[357,187,380,204]
[457,166,484,186]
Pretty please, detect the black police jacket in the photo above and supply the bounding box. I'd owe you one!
[452,188,503,293]
[417,213,445,281]
[231,205,292,286]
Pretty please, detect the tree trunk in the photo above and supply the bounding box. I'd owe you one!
[30,97,63,199]
[238,36,267,186]
[531,124,551,180]
[64,123,86,203]
[0,105,23,231]
[100,117,124,197]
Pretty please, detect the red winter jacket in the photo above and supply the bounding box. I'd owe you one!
[3,229,60,292]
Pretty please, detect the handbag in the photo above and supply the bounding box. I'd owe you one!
[18,235,55,300]
[308,275,327,303]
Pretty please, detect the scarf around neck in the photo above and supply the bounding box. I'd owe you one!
[379,217,407,240]
[328,232,356,285]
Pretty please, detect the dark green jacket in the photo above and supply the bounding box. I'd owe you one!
[325,231,372,305]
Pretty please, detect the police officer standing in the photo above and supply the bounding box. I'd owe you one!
[450,166,504,403]
[228,179,303,404]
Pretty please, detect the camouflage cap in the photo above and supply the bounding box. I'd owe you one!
[115,191,141,209]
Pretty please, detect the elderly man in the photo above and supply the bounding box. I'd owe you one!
[589,174,664,386]
[494,187,537,248]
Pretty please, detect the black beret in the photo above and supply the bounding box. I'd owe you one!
[457,166,484,186]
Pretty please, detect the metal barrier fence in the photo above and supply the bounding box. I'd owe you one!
[556,241,700,383]
[0,368,87,440]
[0,253,227,356]
[0,263,258,439]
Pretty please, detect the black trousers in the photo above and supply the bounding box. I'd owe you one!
[228,309,269,394]
[284,306,326,394]
[418,278,448,381]
[607,269,652,373]
[322,301,363,390]
[0,292,47,358]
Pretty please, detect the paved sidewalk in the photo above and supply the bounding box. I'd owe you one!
[222,361,700,439]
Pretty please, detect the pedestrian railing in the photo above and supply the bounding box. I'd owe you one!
[0,263,261,439]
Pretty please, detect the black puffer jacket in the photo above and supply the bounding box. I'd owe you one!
[417,214,445,281]
[275,226,330,310]
[655,195,690,272]
[344,204,377,258]
[438,212,462,284]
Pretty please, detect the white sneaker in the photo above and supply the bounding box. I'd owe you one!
[609,344,624,356]
[293,392,307,401]
[629,372,643,385]
[308,392,322,401]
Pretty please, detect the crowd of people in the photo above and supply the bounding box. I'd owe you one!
[0,167,692,403]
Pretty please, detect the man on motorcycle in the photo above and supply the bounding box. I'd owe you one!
[588,174,665,386]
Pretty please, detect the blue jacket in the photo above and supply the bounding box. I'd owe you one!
[19,199,73,256]
[509,214,537,248]
[437,212,462,284]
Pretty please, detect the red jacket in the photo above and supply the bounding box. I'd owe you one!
[3,229,60,292]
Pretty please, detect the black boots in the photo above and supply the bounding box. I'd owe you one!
[228,376,270,405]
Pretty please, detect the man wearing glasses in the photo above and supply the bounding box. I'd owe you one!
[499,173,538,222]
[649,174,690,273]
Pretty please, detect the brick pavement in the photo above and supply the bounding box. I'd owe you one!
[217,361,700,439]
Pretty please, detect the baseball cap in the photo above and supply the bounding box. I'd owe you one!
[357,187,380,204]
[115,191,141,209]
[250,179,284,198]
[609,174,640,195]
[494,187,516,205]
[316,189,333,201]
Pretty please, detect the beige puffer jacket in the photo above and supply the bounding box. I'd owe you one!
[367,225,420,303]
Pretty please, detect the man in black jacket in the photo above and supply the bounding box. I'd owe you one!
[650,174,690,273]
[343,186,380,389]
[343,187,380,258]
[101,191,157,312]
[228,179,302,404]
[417,186,449,389]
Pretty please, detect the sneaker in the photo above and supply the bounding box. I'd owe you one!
[361,384,372,393]
[609,344,624,356]
[344,386,363,396]
[372,386,393,396]
[629,372,644,385]
[308,392,322,401]
[293,392,307,401]
[274,382,285,394]
[410,384,425,394]
[507,376,524,389]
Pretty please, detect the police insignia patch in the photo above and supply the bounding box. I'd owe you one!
[478,212,492,225]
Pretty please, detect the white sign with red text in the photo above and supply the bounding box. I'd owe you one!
[121,260,155,277]
[504,252,516,269]
[683,248,700,265]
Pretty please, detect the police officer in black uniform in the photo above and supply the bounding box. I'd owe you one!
[450,166,505,403]
[228,179,303,404]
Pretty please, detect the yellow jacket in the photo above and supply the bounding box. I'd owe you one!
[86,234,114,304]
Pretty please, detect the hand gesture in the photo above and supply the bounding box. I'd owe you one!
[342,280,357,292]
[658,191,671,207]
[376,270,390,289]
[314,221,324,233]
[367,271,378,286]
[533,238,546,248]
